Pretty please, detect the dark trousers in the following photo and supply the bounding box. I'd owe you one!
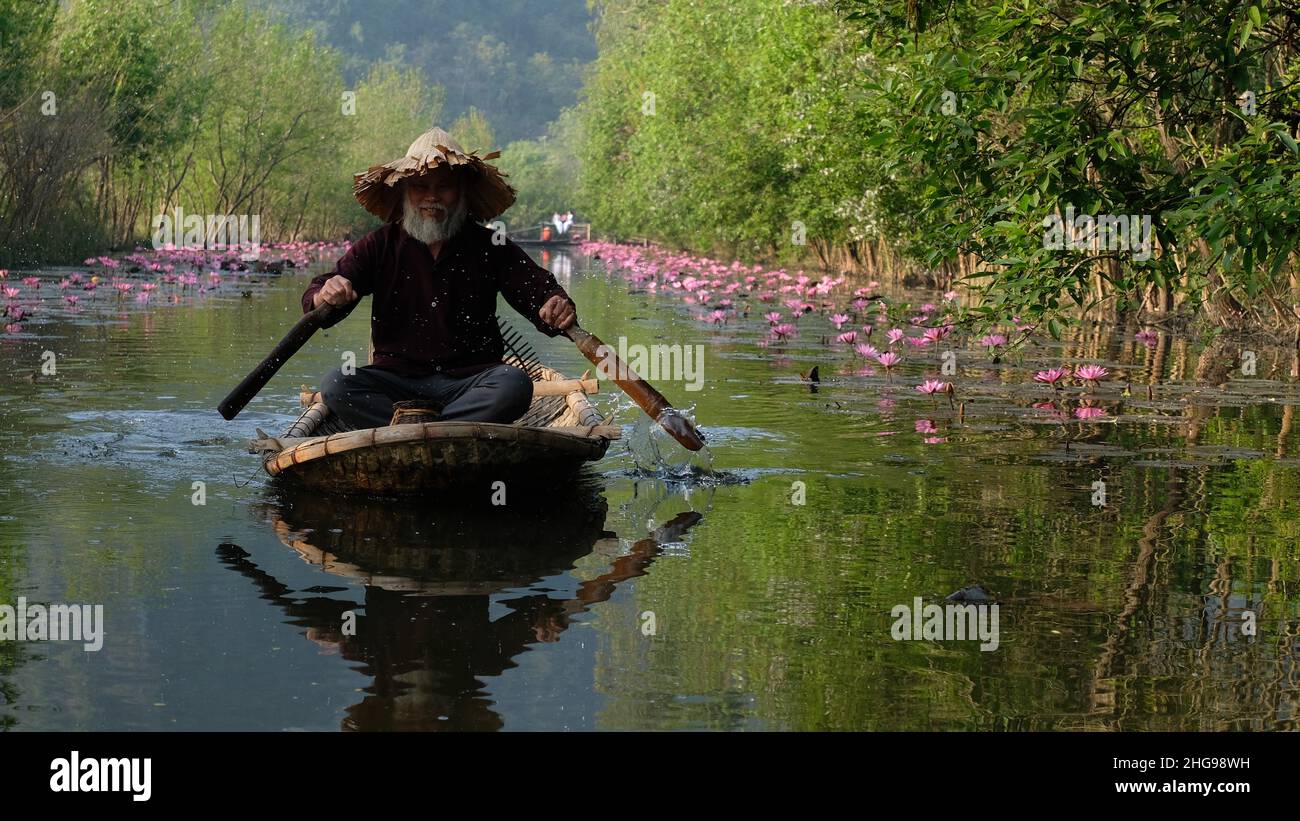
[320,363,534,430]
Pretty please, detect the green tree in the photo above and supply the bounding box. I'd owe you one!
[449,106,497,154]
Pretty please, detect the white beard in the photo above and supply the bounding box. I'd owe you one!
[401,195,468,244]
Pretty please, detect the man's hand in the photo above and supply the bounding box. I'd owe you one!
[539,294,576,330]
[313,275,358,308]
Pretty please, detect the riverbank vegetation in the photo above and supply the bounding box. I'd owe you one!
[0,0,586,265]
[4,0,1298,336]
[577,0,1300,334]
[1,0,432,262]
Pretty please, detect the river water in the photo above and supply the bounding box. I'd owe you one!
[1,247,1297,730]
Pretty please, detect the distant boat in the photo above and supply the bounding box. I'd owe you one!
[512,235,578,248]
[510,222,590,247]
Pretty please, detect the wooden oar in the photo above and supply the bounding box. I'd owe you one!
[221,305,706,453]
[218,303,340,420]
[564,324,706,451]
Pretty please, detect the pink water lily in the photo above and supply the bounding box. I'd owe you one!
[854,343,880,359]
[915,419,939,434]
[980,333,1007,351]
[2,287,19,300]
[22,277,39,288]
[1075,364,1109,385]
[886,328,905,345]
[876,352,901,382]
[836,331,858,345]
[1034,368,1069,388]
[771,323,797,340]
[64,295,79,306]
[1074,406,1106,419]
[764,311,782,325]
[915,379,949,395]
[831,313,850,329]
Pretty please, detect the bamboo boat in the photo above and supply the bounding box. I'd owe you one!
[510,223,589,247]
[248,359,617,495]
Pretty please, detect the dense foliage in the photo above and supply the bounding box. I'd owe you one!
[5,0,1299,332]
[0,0,584,263]
[0,0,445,262]
[578,0,1300,330]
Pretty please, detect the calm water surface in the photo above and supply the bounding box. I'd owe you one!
[1,248,1298,730]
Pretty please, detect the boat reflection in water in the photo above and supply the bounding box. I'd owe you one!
[539,248,572,286]
[219,483,700,730]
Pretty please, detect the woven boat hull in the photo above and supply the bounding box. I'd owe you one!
[256,361,613,496]
[266,422,609,494]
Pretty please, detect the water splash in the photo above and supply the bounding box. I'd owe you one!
[656,406,707,450]
[624,403,721,484]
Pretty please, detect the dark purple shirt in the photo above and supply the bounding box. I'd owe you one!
[302,222,573,377]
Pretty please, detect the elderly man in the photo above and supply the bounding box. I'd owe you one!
[303,128,577,430]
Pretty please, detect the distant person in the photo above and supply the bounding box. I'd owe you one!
[560,211,574,235]
[552,212,565,236]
